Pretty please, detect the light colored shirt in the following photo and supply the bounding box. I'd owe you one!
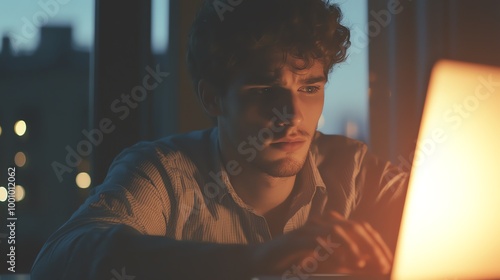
[32,127,408,279]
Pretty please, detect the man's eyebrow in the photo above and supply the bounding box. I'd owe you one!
[300,76,327,84]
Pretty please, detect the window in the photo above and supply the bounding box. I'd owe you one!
[319,0,370,143]
[0,0,94,273]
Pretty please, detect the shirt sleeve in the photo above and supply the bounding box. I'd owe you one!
[73,142,172,235]
[32,141,257,280]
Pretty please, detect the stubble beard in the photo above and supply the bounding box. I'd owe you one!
[254,144,311,178]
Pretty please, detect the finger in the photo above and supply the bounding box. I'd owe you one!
[326,217,391,273]
[322,211,393,272]
[316,211,390,272]
[327,212,392,273]
[321,212,377,269]
[348,222,392,274]
[332,224,367,269]
[329,211,345,221]
[362,222,394,263]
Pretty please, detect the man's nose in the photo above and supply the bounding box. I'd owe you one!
[277,91,304,127]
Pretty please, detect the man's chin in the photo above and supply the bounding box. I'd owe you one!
[257,156,306,178]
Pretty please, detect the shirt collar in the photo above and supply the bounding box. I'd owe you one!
[288,151,327,211]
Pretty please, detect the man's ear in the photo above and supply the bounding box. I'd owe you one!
[197,79,223,116]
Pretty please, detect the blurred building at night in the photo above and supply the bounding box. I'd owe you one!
[0,26,90,273]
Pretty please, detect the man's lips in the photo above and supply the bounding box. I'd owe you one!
[270,138,307,152]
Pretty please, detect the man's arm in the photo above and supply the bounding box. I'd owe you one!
[32,211,394,279]
[31,222,256,280]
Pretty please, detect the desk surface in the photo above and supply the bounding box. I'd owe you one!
[0,275,30,280]
[254,275,388,280]
[0,274,388,280]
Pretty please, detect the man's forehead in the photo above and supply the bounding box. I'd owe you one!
[237,52,326,83]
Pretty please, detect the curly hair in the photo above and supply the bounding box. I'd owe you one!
[187,0,351,93]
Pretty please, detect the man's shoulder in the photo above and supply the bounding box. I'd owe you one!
[110,127,216,170]
[154,127,216,153]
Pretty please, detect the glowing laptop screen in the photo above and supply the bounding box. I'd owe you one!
[392,60,500,280]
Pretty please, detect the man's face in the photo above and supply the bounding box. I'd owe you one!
[217,52,326,178]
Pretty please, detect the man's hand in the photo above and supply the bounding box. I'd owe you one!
[250,211,393,277]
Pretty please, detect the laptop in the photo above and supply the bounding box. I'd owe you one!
[255,59,500,280]
[392,60,500,279]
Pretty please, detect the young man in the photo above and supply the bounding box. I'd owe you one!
[32,0,408,279]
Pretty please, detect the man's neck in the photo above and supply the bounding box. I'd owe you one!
[227,163,296,217]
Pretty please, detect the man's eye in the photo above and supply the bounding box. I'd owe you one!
[299,86,321,94]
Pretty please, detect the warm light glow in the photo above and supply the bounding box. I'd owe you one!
[14,120,27,136]
[76,172,91,189]
[14,151,27,167]
[0,125,2,136]
[345,121,359,139]
[392,60,500,279]
[0,187,7,202]
[317,114,325,129]
[15,185,25,202]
